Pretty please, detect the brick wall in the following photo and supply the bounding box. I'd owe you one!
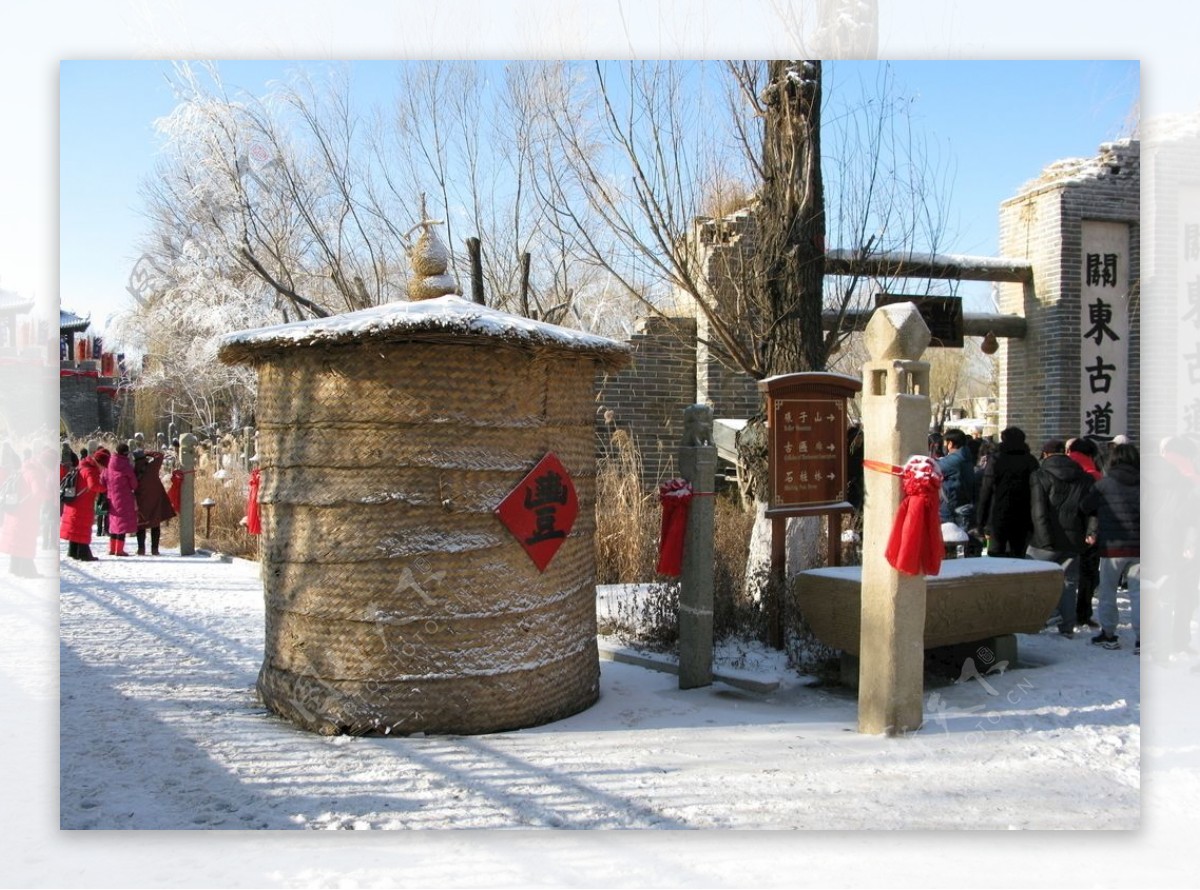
[595,316,698,485]
[59,364,132,438]
[998,139,1140,446]
[595,311,762,485]
[60,369,101,436]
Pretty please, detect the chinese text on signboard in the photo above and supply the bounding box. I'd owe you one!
[770,398,848,510]
[1080,221,1130,438]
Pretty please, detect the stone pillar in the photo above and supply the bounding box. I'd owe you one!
[678,405,716,690]
[178,433,197,556]
[858,304,932,736]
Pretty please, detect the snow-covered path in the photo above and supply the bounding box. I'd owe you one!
[55,545,1142,832]
[0,539,1191,886]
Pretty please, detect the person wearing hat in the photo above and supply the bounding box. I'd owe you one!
[1028,437,1095,637]
[60,446,108,561]
[976,426,1039,558]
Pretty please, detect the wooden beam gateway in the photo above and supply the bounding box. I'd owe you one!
[824,248,1034,284]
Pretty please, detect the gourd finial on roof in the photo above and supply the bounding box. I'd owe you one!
[406,193,461,301]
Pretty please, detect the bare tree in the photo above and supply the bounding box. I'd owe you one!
[376,60,603,325]
[144,62,410,324]
[112,239,268,433]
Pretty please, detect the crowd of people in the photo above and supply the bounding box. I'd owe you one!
[927,424,1162,656]
[58,439,176,562]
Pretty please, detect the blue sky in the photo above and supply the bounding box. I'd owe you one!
[59,59,1140,334]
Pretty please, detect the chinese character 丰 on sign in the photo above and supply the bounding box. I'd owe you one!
[495,452,579,572]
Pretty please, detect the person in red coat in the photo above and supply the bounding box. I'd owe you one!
[133,450,176,555]
[61,447,107,561]
[100,443,139,557]
[1,447,44,577]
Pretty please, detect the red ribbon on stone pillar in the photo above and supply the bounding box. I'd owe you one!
[655,478,694,577]
[245,466,262,535]
[167,469,185,514]
[864,455,944,576]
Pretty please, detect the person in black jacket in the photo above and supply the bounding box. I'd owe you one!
[1028,438,1095,637]
[1082,442,1141,652]
[977,427,1039,558]
[1066,437,1104,627]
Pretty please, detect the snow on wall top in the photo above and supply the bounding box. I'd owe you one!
[1012,137,1139,195]
[218,295,631,369]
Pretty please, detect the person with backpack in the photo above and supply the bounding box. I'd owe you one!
[1028,438,1095,637]
[60,446,108,561]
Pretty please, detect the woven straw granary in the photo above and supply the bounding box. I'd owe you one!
[219,296,630,735]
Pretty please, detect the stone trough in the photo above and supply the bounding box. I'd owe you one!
[795,557,1063,678]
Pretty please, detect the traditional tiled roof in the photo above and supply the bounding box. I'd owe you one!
[0,289,35,315]
[60,309,91,333]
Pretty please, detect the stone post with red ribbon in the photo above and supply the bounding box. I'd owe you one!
[676,404,716,690]
[858,303,933,736]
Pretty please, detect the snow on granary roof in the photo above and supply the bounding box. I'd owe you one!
[218,295,631,370]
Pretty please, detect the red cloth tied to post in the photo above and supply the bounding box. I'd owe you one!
[865,455,944,576]
[656,478,694,577]
[245,467,262,536]
[884,455,944,576]
[167,469,184,514]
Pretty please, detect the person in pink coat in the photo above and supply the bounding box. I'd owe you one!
[61,447,108,561]
[100,443,139,556]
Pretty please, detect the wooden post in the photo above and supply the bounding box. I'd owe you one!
[678,405,717,689]
[769,516,786,649]
[178,433,197,556]
[467,237,485,305]
[519,252,532,318]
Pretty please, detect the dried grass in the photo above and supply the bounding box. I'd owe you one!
[157,462,260,560]
[594,425,761,648]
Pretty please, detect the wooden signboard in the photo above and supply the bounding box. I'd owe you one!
[759,372,862,518]
[759,372,862,648]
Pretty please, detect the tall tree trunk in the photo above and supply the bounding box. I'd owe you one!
[738,61,830,658]
[759,59,826,377]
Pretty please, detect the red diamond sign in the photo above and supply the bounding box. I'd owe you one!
[495,452,578,572]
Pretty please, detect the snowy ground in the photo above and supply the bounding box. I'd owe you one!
[4,541,1200,886]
